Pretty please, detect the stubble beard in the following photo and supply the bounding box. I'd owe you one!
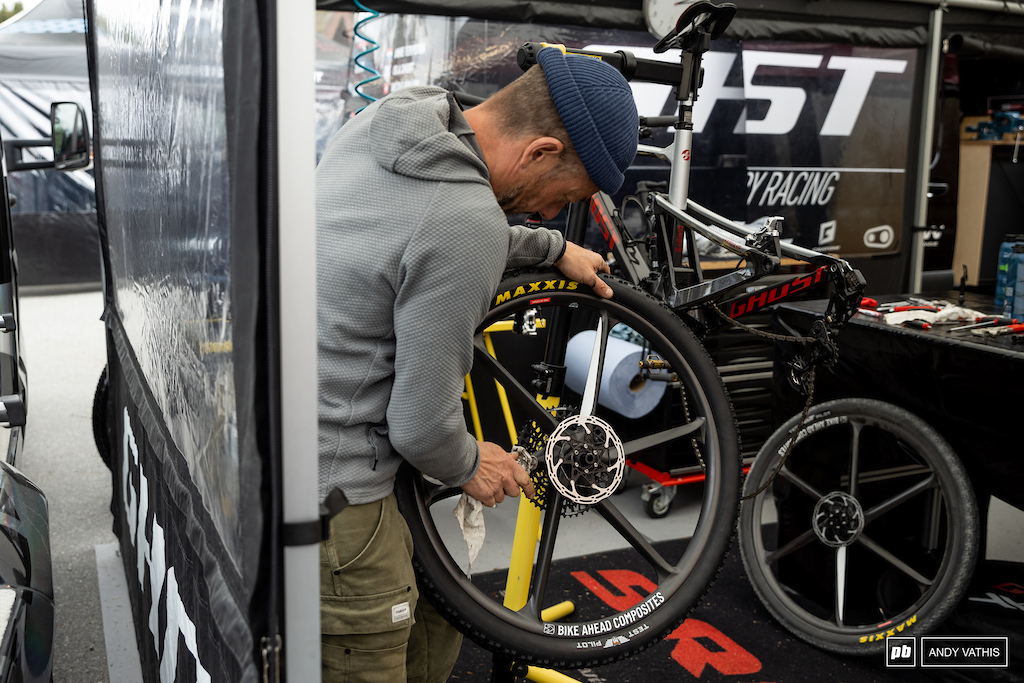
[497,185,527,215]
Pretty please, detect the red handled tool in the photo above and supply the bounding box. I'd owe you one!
[879,304,941,313]
[971,323,1024,336]
[950,316,1019,332]
[902,319,931,330]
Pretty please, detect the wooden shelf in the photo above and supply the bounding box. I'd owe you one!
[953,116,1024,286]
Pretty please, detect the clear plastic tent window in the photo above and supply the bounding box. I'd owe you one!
[95,0,241,560]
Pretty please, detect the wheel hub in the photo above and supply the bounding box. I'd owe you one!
[545,414,625,506]
[811,490,864,547]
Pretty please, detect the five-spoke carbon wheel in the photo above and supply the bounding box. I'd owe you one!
[395,269,741,668]
[738,398,978,654]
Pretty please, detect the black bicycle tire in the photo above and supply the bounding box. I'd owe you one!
[91,365,112,470]
[395,268,741,668]
[738,397,978,655]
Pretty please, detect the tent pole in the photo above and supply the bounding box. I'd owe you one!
[276,0,321,680]
[908,7,943,293]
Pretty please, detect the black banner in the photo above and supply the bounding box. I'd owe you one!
[323,19,919,266]
[737,42,917,258]
[109,315,249,682]
[586,39,918,257]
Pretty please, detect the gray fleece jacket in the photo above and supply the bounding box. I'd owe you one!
[316,86,565,505]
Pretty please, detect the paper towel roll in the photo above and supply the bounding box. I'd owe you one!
[564,330,667,419]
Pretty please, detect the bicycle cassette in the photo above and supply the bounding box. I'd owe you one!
[517,421,588,518]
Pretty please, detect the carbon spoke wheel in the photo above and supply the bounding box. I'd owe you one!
[395,269,741,668]
[738,398,978,655]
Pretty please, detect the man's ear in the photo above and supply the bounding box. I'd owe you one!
[519,136,564,171]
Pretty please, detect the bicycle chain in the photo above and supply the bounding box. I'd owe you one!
[742,366,816,500]
[674,375,707,473]
[643,346,707,473]
[707,302,815,345]
[704,303,822,500]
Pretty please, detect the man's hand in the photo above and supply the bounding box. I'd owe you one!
[462,441,536,507]
[555,241,613,299]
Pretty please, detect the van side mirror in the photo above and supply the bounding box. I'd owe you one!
[3,102,91,173]
[50,102,90,170]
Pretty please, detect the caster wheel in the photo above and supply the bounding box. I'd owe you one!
[644,492,672,518]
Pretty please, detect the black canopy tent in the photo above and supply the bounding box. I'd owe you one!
[298,2,1024,679]
[316,0,1024,44]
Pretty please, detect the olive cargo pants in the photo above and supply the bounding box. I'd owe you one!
[320,494,463,682]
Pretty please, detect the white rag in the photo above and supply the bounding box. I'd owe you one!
[453,493,485,575]
[452,446,538,576]
[883,304,986,327]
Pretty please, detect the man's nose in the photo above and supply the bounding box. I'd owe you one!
[539,203,567,221]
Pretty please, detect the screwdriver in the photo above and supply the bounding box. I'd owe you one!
[877,304,941,313]
[949,316,1019,332]
[902,319,931,330]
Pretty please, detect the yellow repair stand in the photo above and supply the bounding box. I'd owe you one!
[462,326,580,683]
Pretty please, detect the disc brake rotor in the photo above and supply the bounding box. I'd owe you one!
[545,414,625,506]
[812,490,865,547]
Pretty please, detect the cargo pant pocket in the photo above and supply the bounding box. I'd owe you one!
[322,635,407,682]
[322,586,416,682]
[321,495,419,681]
[320,495,417,599]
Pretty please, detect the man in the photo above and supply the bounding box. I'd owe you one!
[316,47,638,682]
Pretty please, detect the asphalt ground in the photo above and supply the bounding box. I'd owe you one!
[16,289,112,683]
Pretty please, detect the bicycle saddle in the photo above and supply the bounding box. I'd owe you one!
[653,1,737,53]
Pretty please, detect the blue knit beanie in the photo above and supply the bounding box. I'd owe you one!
[537,47,638,194]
